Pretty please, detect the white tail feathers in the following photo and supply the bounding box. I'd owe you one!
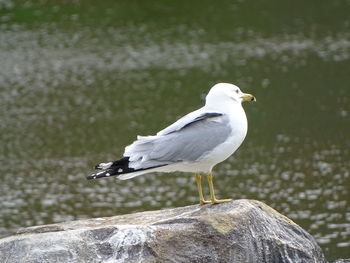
[117,167,162,180]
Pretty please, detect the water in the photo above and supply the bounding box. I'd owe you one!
[1,0,349,260]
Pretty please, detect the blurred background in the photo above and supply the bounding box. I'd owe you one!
[0,0,349,260]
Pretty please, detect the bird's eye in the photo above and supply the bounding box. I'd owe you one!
[235,89,239,94]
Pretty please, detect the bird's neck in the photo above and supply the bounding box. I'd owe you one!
[205,101,244,115]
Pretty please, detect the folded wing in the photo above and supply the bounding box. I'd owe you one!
[124,111,231,170]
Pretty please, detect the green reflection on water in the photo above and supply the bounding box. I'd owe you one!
[1,0,350,260]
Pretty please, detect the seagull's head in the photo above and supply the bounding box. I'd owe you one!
[206,83,256,106]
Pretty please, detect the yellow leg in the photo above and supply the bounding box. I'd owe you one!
[207,173,232,204]
[195,173,211,205]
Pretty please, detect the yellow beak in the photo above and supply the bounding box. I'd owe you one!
[241,93,256,102]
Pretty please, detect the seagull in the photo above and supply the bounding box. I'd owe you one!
[87,83,256,204]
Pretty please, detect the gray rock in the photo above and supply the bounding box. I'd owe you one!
[0,199,326,263]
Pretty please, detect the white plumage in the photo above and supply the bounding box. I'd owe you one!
[88,83,255,204]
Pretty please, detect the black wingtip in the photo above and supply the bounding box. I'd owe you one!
[86,174,96,180]
[87,157,136,180]
[86,170,115,180]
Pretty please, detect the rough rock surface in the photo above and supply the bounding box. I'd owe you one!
[0,199,326,263]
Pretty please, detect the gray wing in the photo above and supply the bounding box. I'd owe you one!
[150,114,231,161]
[156,108,223,136]
[124,113,231,169]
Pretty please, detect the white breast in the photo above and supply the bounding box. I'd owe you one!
[197,104,248,172]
